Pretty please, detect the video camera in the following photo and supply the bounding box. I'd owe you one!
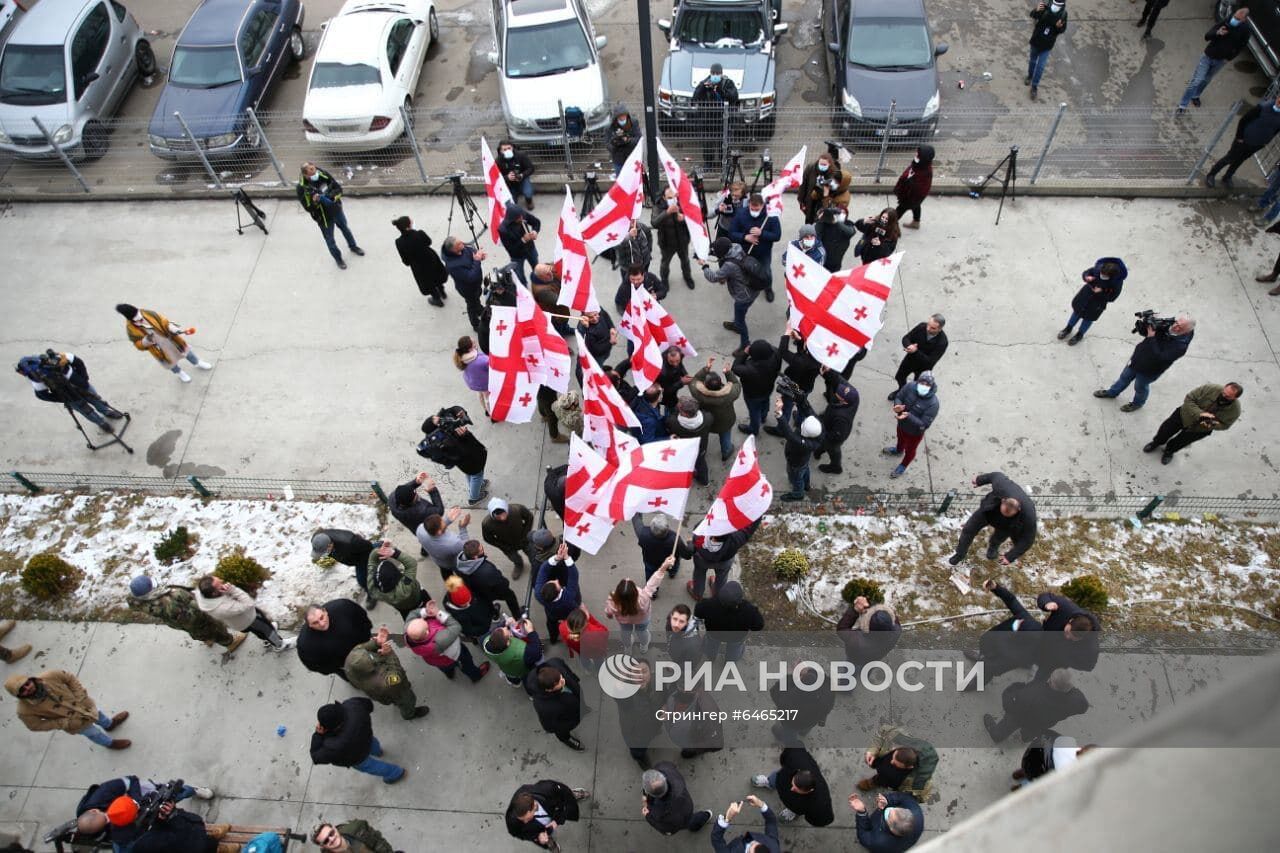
[483,264,519,307]
[1132,310,1176,336]
[775,375,803,400]
[15,350,83,401]
[416,407,473,467]
[135,778,185,833]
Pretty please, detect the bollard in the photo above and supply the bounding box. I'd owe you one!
[174,111,225,189]
[1030,102,1067,184]
[1187,99,1241,185]
[399,104,430,183]
[9,472,41,494]
[245,107,287,186]
[1135,495,1164,520]
[188,475,213,498]
[371,481,388,505]
[31,116,90,193]
[935,488,957,514]
[873,100,897,184]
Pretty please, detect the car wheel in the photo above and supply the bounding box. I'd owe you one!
[135,40,157,78]
[754,115,776,141]
[82,121,109,161]
[289,26,306,62]
[428,8,440,45]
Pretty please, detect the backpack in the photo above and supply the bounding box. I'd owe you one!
[416,429,456,468]
[242,833,285,853]
[734,255,770,291]
[563,106,586,140]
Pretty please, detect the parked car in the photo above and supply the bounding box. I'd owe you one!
[656,0,786,138]
[821,0,947,144]
[303,0,437,150]
[0,0,28,49]
[148,0,306,160]
[487,0,610,142]
[0,0,155,160]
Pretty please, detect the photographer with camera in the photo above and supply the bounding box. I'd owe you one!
[1143,382,1243,465]
[418,406,489,505]
[108,793,234,853]
[798,152,852,225]
[608,104,641,175]
[498,140,537,209]
[854,208,901,265]
[443,236,487,331]
[1094,312,1195,411]
[1057,257,1127,345]
[714,180,747,242]
[297,162,364,270]
[74,777,220,852]
[16,350,123,434]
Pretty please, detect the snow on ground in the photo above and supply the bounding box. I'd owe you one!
[0,493,381,626]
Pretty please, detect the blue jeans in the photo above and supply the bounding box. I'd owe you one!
[517,176,534,201]
[1105,363,1155,407]
[1180,56,1226,108]
[1063,311,1093,337]
[508,245,540,285]
[167,349,201,374]
[703,635,747,662]
[466,471,486,502]
[78,710,116,746]
[786,463,810,495]
[70,383,117,427]
[766,769,780,788]
[717,430,733,459]
[319,206,358,262]
[619,619,651,651]
[731,301,751,349]
[1028,47,1052,87]
[352,737,404,782]
[743,396,769,434]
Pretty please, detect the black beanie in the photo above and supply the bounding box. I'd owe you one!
[115,303,138,319]
[316,703,344,730]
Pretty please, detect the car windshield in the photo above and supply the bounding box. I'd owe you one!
[169,45,242,88]
[505,18,593,77]
[674,7,765,48]
[847,19,932,69]
[310,61,382,89]
[0,44,66,106]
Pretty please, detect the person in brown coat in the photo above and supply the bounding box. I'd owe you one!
[798,151,853,224]
[688,357,742,463]
[893,145,934,229]
[114,304,213,384]
[5,670,131,749]
[0,619,32,663]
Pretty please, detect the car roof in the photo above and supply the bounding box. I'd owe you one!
[507,0,575,27]
[180,0,256,48]
[317,5,403,65]
[852,0,926,19]
[7,0,99,45]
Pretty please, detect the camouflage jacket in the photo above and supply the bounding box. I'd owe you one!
[128,586,231,644]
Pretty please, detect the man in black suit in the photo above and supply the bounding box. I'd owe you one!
[505,780,590,850]
[889,314,948,399]
[948,472,1038,566]
[711,795,780,853]
[524,658,586,751]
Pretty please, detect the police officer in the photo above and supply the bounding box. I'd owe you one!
[343,624,429,721]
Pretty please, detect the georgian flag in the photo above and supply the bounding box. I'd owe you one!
[784,246,901,371]
[644,296,696,358]
[580,137,646,254]
[553,185,600,313]
[576,331,641,433]
[486,306,539,423]
[694,435,773,536]
[655,137,711,260]
[619,285,664,393]
[514,282,572,393]
[564,434,618,554]
[481,136,515,246]
[599,424,700,523]
[761,145,807,218]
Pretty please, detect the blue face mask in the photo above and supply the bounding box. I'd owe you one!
[916,383,931,396]
[1229,16,1241,26]
[1272,103,1280,113]
[817,163,829,173]
[709,74,722,84]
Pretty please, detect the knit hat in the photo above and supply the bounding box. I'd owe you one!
[917,371,936,387]
[310,533,332,560]
[869,611,895,632]
[374,559,401,593]
[114,304,138,320]
[447,580,472,608]
[717,581,745,606]
[801,416,823,438]
[128,576,153,597]
[393,484,417,508]
[798,224,817,238]
[316,703,344,730]
[834,382,856,404]
[916,145,935,165]
[530,528,556,550]
[487,497,509,516]
[106,796,138,827]
[711,236,732,258]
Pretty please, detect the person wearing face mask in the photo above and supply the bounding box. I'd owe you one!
[498,202,542,284]
[790,224,826,266]
[497,140,536,209]
[607,103,640,176]
[854,208,900,264]
[883,371,939,479]
[1026,1,1069,101]
[1143,382,1243,465]
[665,397,713,485]
[652,186,696,290]
[893,146,933,229]
[798,153,852,224]
[816,205,858,272]
[1177,7,1252,113]
[692,62,740,167]
[297,162,364,269]
[714,180,747,241]
[1204,94,1280,188]
[611,219,654,305]
[728,193,783,302]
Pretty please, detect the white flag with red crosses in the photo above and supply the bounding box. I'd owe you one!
[564,434,618,554]
[513,282,572,393]
[619,285,664,393]
[576,331,641,454]
[784,246,901,371]
[761,146,807,218]
[481,136,515,246]
[486,306,539,423]
[655,137,711,260]
[694,435,773,536]
[580,138,646,254]
[553,185,600,313]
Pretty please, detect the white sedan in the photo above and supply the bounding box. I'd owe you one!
[303,0,438,150]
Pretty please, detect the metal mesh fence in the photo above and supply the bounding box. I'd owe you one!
[0,101,1259,199]
[3,471,378,501]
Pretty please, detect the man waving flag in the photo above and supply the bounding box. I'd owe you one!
[553,185,600,313]
[761,145,807,217]
[619,284,664,393]
[694,435,773,536]
[656,137,711,260]
[784,246,901,370]
[580,138,646,254]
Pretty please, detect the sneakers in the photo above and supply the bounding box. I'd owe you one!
[882,446,902,456]
[817,464,842,474]
[350,246,366,256]
[176,370,192,383]
[1119,403,1142,413]
[572,787,591,800]
[778,807,798,823]
[269,636,297,652]
[889,464,907,478]
[107,739,132,750]
[564,735,586,752]
[762,425,783,437]
[105,711,130,731]
[192,786,215,800]
[750,774,772,788]
[196,360,213,370]
[947,554,963,567]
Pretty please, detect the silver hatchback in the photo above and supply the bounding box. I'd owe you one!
[0,0,155,160]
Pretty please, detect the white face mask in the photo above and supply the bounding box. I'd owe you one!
[833,212,846,223]
[1050,3,1062,11]
[666,198,677,208]
[801,238,815,249]
[749,208,763,218]
[308,173,320,182]
[501,149,513,159]
[704,539,724,553]
[916,383,931,396]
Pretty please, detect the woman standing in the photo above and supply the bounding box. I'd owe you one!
[454,336,491,417]
[854,208,901,264]
[883,371,940,479]
[115,303,212,384]
[392,216,448,307]
[604,556,673,654]
[894,145,934,229]
[1058,257,1127,345]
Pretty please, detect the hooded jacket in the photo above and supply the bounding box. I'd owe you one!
[819,371,859,447]
[689,367,742,433]
[416,522,469,573]
[892,381,940,436]
[607,104,640,159]
[701,243,754,304]
[1070,257,1127,322]
[5,670,97,733]
[456,551,521,617]
[732,340,782,399]
[482,503,535,551]
[498,203,541,260]
[309,697,375,766]
[296,599,373,677]
[894,146,935,208]
[694,581,765,640]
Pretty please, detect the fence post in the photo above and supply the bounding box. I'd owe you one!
[174,111,225,190]
[187,475,212,498]
[557,99,573,171]
[245,108,286,186]
[1187,99,1241,185]
[399,104,429,184]
[873,100,897,184]
[370,481,388,505]
[721,102,731,171]
[1030,102,1067,185]
[30,116,90,193]
[935,488,957,514]
[1135,495,1164,520]
[9,472,41,494]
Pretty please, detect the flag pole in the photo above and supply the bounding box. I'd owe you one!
[669,516,685,558]
[547,313,587,323]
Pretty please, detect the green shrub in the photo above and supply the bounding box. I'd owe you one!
[21,552,82,600]
[772,549,810,582]
[841,577,885,606]
[152,526,196,565]
[1061,575,1108,611]
[214,551,271,596]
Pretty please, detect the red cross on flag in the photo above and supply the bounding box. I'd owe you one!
[487,306,539,423]
[620,285,664,393]
[580,137,646,254]
[552,185,600,313]
[514,281,572,393]
[564,434,618,554]
[644,295,697,358]
[761,145,807,218]
[693,435,773,536]
[601,426,700,522]
[655,137,711,261]
[577,331,641,453]
[784,245,900,371]
[481,136,515,246]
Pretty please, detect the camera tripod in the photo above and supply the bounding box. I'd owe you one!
[234,188,268,235]
[690,166,710,223]
[720,150,746,187]
[580,166,603,217]
[968,145,1018,225]
[63,395,134,453]
[435,173,485,246]
[746,150,774,196]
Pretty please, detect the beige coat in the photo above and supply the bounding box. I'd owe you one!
[4,670,98,733]
[195,583,258,631]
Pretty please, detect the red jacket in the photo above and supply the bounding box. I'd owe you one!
[559,612,608,660]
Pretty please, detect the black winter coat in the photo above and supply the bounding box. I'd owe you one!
[970,472,1038,561]
[316,528,374,569]
[644,761,697,835]
[899,323,948,375]
[779,334,821,392]
[389,480,444,533]
[1202,18,1252,61]
[581,312,615,364]
[1129,328,1193,378]
[695,596,765,640]
[775,748,835,827]
[444,246,485,300]
[731,344,781,399]
[395,229,448,296]
[309,697,375,766]
[498,149,536,193]
[498,208,541,260]
[296,599,372,676]
[652,204,691,251]
[769,675,836,731]
[544,465,567,519]
[692,518,760,568]
[525,658,582,736]
[1069,257,1127,321]
[854,219,898,264]
[819,372,858,446]
[506,780,579,844]
[1034,592,1100,674]
[131,809,216,853]
[816,219,857,272]
[632,515,693,571]
[777,399,823,467]
[664,411,713,457]
[999,679,1089,741]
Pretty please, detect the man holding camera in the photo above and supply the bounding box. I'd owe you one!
[1094,313,1195,411]
[297,162,364,270]
[1143,382,1243,465]
[16,351,123,433]
[421,406,490,505]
